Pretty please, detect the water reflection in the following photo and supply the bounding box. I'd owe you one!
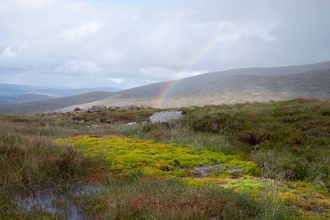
[14,184,111,220]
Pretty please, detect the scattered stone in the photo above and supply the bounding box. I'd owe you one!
[126,122,138,126]
[142,121,148,125]
[128,105,138,110]
[140,104,152,109]
[149,111,184,124]
[109,106,118,109]
[88,105,107,112]
[49,111,56,114]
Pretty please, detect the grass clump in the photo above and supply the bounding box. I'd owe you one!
[0,120,103,186]
[185,99,330,184]
[102,176,287,219]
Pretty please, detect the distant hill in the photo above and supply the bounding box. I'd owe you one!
[0,83,122,104]
[159,69,330,108]
[58,68,330,112]
[15,94,57,103]
[107,61,330,99]
[0,92,113,114]
[1,61,330,113]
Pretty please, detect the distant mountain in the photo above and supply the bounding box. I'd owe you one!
[159,69,330,108]
[58,68,330,111]
[1,61,330,113]
[107,61,330,99]
[0,83,122,104]
[0,92,113,114]
[15,94,57,103]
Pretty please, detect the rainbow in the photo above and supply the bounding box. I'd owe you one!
[154,7,262,108]
[154,37,218,108]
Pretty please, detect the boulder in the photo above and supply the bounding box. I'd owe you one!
[149,111,184,124]
[74,107,81,112]
[126,122,138,126]
[88,105,107,112]
[128,105,138,110]
[140,104,152,109]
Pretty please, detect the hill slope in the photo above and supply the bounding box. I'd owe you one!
[159,69,330,108]
[15,94,57,103]
[0,92,113,114]
[107,61,330,99]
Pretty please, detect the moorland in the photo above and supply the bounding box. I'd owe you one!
[1,98,330,219]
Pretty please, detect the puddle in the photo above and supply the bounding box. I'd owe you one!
[175,165,227,178]
[176,165,243,178]
[13,184,111,220]
[191,166,213,178]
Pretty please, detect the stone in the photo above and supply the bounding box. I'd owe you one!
[149,111,184,124]
[74,107,81,112]
[126,122,138,126]
[88,105,107,112]
[128,105,138,110]
[139,104,152,109]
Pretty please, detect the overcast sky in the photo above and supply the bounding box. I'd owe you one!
[1,0,330,89]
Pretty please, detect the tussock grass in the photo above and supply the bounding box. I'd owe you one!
[185,99,330,185]
[93,176,287,220]
[0,119,103,186]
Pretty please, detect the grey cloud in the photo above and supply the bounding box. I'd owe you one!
[0,0,329,89]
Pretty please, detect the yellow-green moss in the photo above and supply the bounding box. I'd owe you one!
[55,135,258,176]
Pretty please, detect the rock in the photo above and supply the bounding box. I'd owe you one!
[128,105,138,110]
[149,111,184,124]
[142,121,148,125]
[110,106,118,109]
[140,104,152,109]
[126,122,138,126]
[49,110,56,114]
[74,107,81,112]
[88,105,107,112]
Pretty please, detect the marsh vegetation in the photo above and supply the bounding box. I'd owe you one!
[1,98,330,219]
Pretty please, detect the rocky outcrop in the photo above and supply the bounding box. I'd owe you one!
[149,111,184,124]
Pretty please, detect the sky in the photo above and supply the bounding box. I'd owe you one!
[0,0,330,89]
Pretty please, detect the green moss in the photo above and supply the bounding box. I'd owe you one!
[56,135,258,176]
